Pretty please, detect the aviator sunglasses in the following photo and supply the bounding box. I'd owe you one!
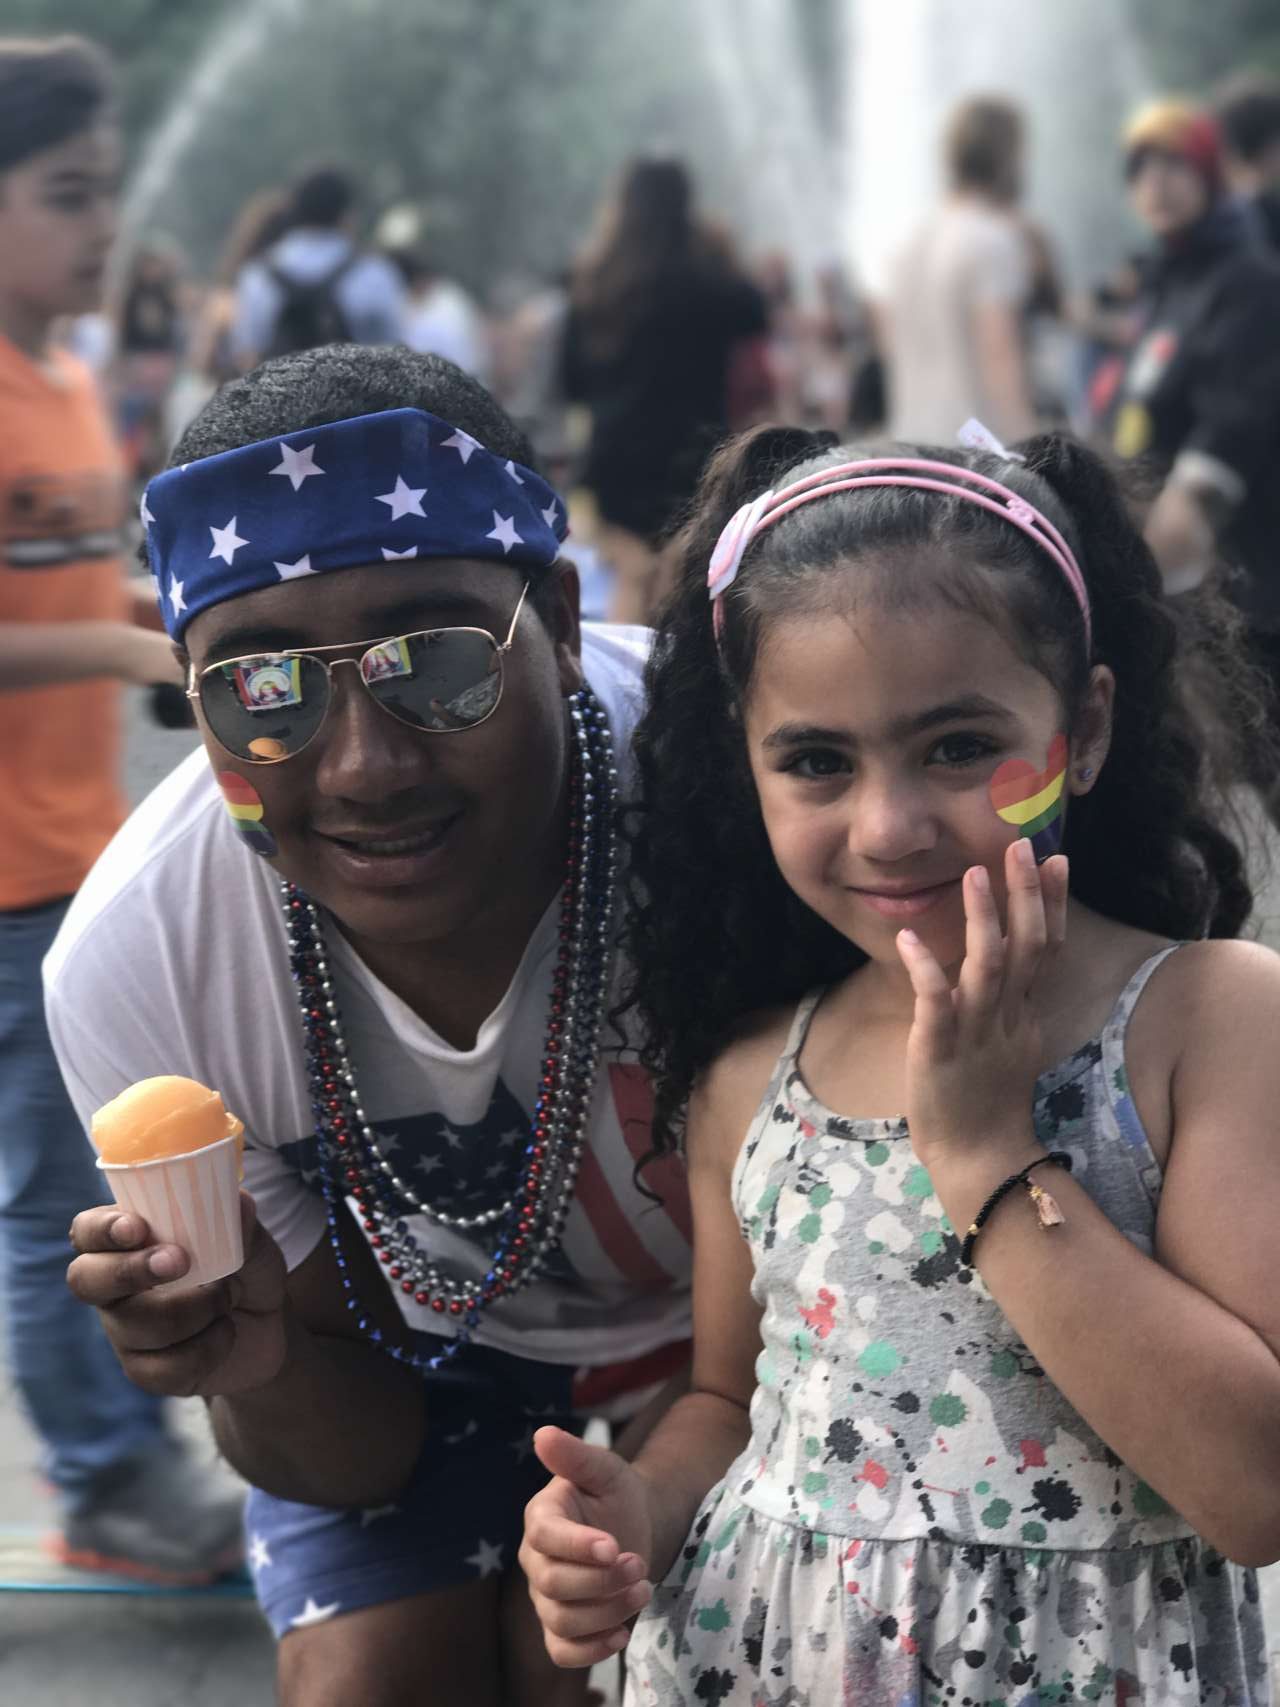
[186,581,530,764]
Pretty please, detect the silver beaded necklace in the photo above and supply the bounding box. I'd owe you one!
[283,686,618,1372]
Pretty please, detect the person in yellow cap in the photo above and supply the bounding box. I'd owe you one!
[1087,98,1280,817]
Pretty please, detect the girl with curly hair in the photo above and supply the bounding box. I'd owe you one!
[521,425,1279,1704]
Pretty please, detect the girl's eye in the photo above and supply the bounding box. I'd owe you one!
[929,732,998,768]
[47,192,90,214]
[783,748,850,781]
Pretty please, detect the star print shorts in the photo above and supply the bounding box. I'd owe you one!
[246,1331,689,1638]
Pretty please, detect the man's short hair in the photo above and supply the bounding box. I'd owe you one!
[0,36,115,175]
[289,166,356,230]
[1215,71,1280,163]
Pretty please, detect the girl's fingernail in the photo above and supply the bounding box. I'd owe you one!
[592,1540,616,1564]
[971,865,989,893]
[1015,837,1035,866]
[899,929,919,946]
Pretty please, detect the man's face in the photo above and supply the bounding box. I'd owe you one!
[183,559,583,952]
[0,124,120,318]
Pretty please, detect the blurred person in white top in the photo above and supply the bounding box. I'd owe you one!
[885,97,1036,445]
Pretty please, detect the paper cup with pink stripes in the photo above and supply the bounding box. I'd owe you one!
[97,1135,243,1292]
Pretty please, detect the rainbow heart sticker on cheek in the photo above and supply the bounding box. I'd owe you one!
[217,770,278,860]
[989,734,1069,864]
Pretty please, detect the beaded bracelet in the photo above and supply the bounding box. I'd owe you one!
[959,1152,1072,1267]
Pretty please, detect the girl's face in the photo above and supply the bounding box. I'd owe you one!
[743,597,1107,975]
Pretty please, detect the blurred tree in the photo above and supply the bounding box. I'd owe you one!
[1,0,235,144]
[1132,0,1280,85]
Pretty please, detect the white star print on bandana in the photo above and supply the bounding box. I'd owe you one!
[374,475,427,520]
[486,512,523,554]
[270,441,324,492]
[208,517,249,565]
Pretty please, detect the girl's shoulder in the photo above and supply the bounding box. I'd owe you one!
[1129,935,1280,1049]
[691,1002,806,1173]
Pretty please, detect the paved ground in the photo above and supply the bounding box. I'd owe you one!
[1,691,1278,1701]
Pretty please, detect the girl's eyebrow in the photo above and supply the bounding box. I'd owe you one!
[886,694,1016,739]
[763,696,1015,752]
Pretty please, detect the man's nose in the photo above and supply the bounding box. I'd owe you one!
[311,663,435,800]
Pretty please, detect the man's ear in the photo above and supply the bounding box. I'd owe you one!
[547,560,584,696]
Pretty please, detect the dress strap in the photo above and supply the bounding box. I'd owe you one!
[1099,943,1183,1178]
[780,988,826,1071]
[1100,943,1184,1051]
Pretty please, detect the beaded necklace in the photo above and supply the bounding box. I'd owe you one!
[282,686,618,1372]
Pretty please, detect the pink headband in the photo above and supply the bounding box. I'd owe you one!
[707,457,1091,651]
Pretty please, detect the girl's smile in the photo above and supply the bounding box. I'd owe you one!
[848,875,965,919]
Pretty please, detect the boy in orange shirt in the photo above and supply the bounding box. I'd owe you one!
[0,36,243,1580]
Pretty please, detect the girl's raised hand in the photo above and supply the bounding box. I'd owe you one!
[895,841,1068,1176]
[519,1425,656,1669]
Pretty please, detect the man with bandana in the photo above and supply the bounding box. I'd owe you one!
[56,343,691,1707]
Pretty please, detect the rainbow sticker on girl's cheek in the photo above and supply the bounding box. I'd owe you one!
[217,770,278,859]
[989,734,1069,864]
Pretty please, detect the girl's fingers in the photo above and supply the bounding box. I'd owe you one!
[956,864,1005,1026]
[1040,853,1070,951]
[1002,838,1048,1028]
[535,1578,653,1642]
[896,926,958,1059]
[541,1621,632,1671]
[522,1507,622,1567]
[531,1553,648,1604]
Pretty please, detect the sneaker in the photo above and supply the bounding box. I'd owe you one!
[49,1437,246,1586]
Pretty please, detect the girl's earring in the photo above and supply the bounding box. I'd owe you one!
[1078,766,1095,786]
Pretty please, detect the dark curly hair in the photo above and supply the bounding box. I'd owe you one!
[625,425,1262,1149]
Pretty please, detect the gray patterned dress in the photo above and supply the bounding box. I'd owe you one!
[625,947,1270,1705]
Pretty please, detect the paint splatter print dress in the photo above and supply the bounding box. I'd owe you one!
[625,949,1271,1705]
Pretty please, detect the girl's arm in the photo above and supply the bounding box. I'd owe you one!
[519,1025,776,1669]
[901,847,1280,1566]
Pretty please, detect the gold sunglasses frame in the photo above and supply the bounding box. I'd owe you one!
[186,580,531,764]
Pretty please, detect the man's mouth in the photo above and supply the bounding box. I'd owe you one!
[316,814,461,858]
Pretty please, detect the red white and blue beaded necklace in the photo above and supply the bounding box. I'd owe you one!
[281,686,618,1372]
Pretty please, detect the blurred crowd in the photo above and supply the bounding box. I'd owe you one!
[53,69,1280,670]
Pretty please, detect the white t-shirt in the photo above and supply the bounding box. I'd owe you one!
[45,625,692,1368]
[886,200,1031,445]
[404,279,490,383]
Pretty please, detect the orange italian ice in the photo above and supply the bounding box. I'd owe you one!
[92,1076,244,1166]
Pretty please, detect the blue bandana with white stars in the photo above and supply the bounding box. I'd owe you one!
[141,407,570,641]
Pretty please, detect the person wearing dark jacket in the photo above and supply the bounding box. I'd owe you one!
[1215,71,1280,254]
[1088,100,1280,805]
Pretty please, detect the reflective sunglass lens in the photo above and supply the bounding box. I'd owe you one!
[363,630,502,731]
[201,653,331,761]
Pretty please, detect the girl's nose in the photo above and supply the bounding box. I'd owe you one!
[311,662,435,801]
[848,775,938,865]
